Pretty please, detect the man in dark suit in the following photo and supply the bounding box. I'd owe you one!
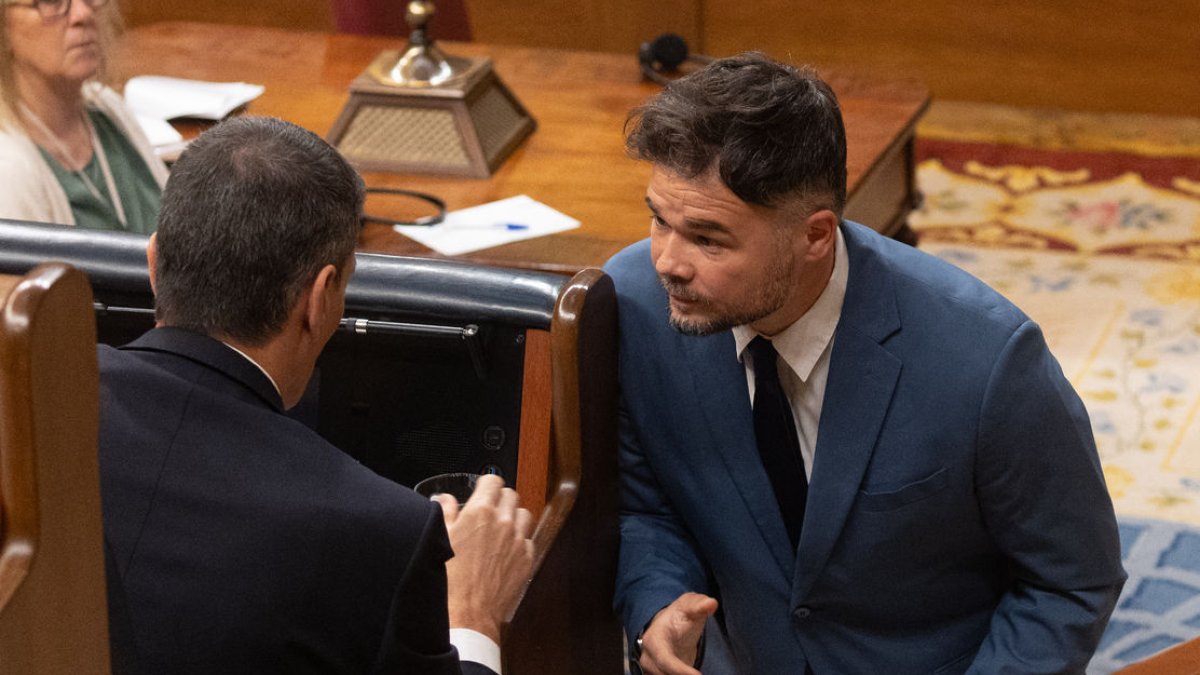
[605,53,1126,674]
[99,116,532,674]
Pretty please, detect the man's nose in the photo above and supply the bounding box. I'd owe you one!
[654,233,693,281]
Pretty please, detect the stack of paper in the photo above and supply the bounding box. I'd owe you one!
[123,76,265,160]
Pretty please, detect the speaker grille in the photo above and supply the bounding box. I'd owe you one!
[337,105,470,168]
[470,85,525,163]
[395,422,472,476]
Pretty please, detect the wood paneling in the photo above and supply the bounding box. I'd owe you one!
[467,0,700,54]
[702,0,1200,117]
[120,0,700,54]
[121,0,333,30]
[119,0,1199,116]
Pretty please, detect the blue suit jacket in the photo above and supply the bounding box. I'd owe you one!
[99,327,493,675]
[606,222,1125,674]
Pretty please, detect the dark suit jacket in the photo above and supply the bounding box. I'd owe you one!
[605,222,1126,674]
[98,327,492,675]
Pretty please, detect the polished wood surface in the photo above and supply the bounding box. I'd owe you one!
[0,264,110,674]
[514,328,552,519]
[112,22,928,273]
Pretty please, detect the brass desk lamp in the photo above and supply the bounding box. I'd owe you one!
[328,0,536,177]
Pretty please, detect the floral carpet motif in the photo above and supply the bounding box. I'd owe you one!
[918,244,1200,524]
[914,139,1200,263]
[913,130,1200,673]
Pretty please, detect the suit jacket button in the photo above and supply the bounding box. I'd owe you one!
[794,606,812,619]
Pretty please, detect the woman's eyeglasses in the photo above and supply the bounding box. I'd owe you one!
[6,0,109,20]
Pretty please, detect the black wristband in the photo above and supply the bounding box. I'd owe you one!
[628,627,646,675]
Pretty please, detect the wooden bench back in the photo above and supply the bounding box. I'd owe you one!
[0,264,110,674]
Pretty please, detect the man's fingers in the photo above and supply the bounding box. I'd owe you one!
[638,593,714,675]
[514,506,534,541]
[433,493,460,524]
[677,593,719,622]
[466,473,504,507]
[497,486,519,518]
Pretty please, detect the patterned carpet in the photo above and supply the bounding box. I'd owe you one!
[914,102,1200,673]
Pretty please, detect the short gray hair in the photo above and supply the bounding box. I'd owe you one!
[153,117,365,344]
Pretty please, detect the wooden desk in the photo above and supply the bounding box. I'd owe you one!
[113,22,930,274]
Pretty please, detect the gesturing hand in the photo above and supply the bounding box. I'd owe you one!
[638,592,718,675]
[434,474,535,644]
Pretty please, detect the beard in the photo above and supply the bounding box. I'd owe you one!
[660,243,796,336]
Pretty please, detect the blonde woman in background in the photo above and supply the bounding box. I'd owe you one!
[1,0,166,232]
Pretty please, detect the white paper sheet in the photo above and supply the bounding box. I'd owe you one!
[124,76,265,121]
[393,195,581,256]
[133,111,190,160]
[134,112,183,147]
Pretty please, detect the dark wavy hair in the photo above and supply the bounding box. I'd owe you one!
[626,52,847,213]
[153,117,364,344]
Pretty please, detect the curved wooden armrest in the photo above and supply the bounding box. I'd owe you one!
[502,267,622,673]
[0,263,110,674]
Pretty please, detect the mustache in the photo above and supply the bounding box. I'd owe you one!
[658,275,700,302]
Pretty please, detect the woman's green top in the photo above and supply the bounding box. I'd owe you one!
[37,109,162,234]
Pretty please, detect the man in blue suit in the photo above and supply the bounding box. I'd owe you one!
[99,117,533,674]
[606,53,1125,674]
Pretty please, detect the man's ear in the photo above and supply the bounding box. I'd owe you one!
[303,263,340,335]
[146,232,158,294]
[803,209,839,261]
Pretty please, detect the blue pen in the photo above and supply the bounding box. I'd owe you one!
[448,222,530,231]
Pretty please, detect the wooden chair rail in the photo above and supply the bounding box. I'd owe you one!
[503,267,623,674]
[0,263,111,674]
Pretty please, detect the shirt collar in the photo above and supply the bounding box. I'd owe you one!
[221,341,283,398]
[734,224,849,382]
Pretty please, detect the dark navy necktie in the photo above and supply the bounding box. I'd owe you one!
[748,336,808,549]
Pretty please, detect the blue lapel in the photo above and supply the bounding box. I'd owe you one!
[792,223,902,604]
[681,332,797,581]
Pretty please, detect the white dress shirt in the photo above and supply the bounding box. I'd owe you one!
[732,227,849,479]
